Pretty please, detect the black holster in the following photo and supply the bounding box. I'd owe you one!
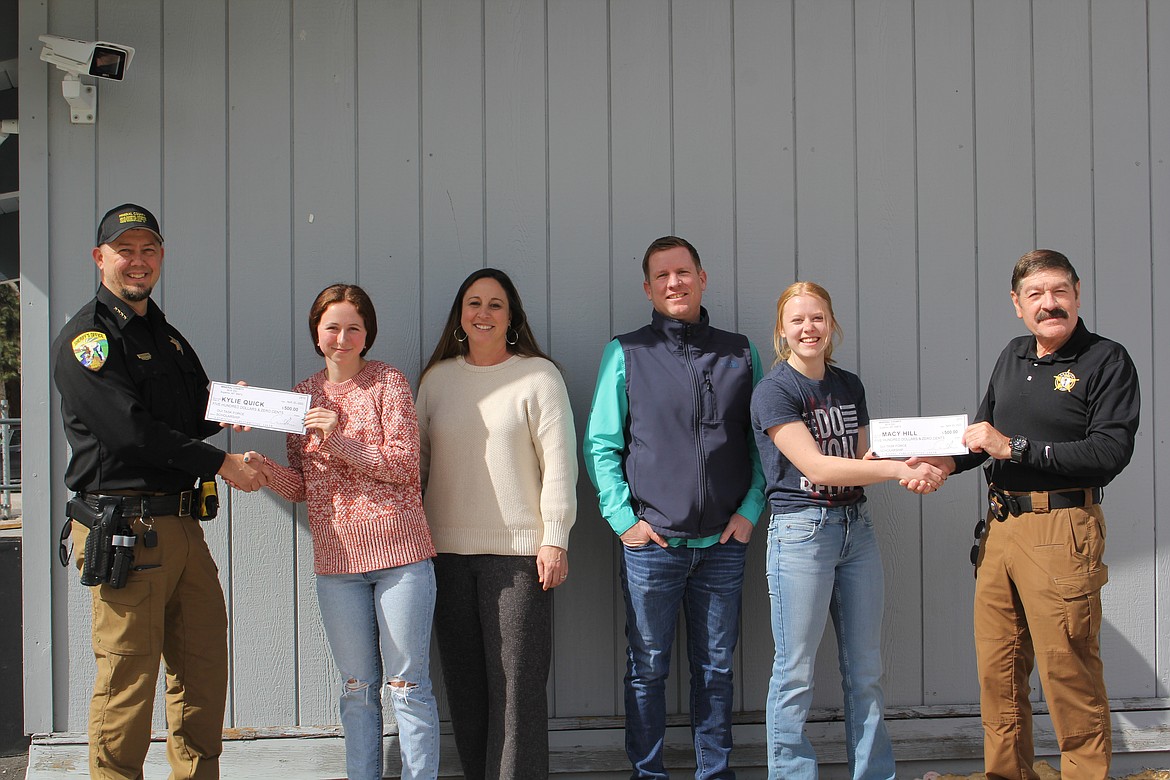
[66,496,136,588]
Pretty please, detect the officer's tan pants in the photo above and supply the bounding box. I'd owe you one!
[973,504,1111,780]
[73,513,228,780]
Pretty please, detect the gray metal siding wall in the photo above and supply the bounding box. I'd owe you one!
[19,0,1169,735]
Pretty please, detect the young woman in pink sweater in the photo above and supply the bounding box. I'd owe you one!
[249,284,439,780]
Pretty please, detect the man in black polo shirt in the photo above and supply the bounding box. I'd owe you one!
[925,249,1139,780]
[52,203,267,779]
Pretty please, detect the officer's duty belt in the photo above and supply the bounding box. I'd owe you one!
[991,486,1103,517]
[77,490,196,522]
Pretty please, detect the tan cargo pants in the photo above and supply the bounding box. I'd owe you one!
[972,502,1111,780]
[72,512,228,780]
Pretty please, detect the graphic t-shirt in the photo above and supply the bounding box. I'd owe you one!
[751,362,869,513]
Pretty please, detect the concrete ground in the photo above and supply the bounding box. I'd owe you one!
[0,751,27,779]
[0,750,1167,780]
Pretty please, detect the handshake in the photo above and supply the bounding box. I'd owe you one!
[897,456,953,495]
[217,451,274,492]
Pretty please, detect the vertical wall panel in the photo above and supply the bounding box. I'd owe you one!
[792,0,859,709]
[94,2,162,227]
[793,0,857,370]
[854,0,923,708]
[291,1,358,375]
[19,0,55,733]
[1089,0,1155,699]
[732,0,796,713]
[973,0,1035,360]
[161,0,234,726]
[967,3,1041,707]
[54,0,128,739]
[915,0,982,706]
[50,0,102,736]
[97,0,166,728]
[609,0,672,337]
[1033,0,1093,256]
[608,0,674,714]
[291,0,362,724]
[353,2,424,726]
[1151,0,1170,703]
[356,0,423,383]
[484,0,548,348]
[226,0,300,727]
[547,0,616,717]
[420,0,485,355]
[484,0,554,711]
[672,0,747,710]
[418,0,485,719]
[672,0,734,325]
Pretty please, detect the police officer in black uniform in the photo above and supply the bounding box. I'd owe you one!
[52,203,267,780]
[923,249,1139,780]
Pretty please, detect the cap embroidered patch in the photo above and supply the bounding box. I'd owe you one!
[1054,370,1078,392]
[71,331,109,372]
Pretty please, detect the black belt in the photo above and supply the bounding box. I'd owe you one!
[78,490,196,519]
[989,486,1102,518]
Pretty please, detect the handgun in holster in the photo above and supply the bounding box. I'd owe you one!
[65,496,136,589]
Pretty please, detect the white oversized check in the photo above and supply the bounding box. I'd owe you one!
[205,381,310,435]
[868,414,969,459]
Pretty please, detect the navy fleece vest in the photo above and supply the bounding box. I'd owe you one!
[618,308,755,538]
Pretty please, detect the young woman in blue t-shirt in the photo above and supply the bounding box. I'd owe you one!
[750,281,944,780]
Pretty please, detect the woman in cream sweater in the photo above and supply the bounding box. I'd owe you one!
[417,268,577,780]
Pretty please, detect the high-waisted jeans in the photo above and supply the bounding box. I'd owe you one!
[315,559,440,780]
[765,503,894,780]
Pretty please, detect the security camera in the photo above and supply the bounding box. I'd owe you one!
[39,35,135,124]
[39,35,134,81]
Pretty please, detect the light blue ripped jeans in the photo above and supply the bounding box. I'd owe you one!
[315,559,440,780]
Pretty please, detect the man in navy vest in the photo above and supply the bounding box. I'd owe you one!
[585,236,765,779]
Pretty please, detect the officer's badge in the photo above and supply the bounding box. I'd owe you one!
[1053,370,1078,392]
[168,336,184,354]
[71,331,109,372]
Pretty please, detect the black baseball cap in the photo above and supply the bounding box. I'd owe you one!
[96,203,164,246]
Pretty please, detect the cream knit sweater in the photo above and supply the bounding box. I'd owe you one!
[417,354,577,556]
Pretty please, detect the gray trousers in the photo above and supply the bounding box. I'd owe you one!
[434,553,552,780]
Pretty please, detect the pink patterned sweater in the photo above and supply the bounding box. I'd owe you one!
[265,360,436,575]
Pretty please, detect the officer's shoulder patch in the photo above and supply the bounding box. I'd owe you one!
[71,331,109,372]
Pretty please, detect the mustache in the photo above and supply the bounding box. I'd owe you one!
[1035,308,1069,322]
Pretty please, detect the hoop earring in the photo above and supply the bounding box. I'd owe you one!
[506,327,519,346]
[454,326,468,343]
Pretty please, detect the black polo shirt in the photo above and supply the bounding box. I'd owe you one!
[52,284,226,493]
[952,318,1139,492]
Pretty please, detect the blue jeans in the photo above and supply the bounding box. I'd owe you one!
[764,503,894,780]
[315,559,440,780]
[621,539,749,780]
